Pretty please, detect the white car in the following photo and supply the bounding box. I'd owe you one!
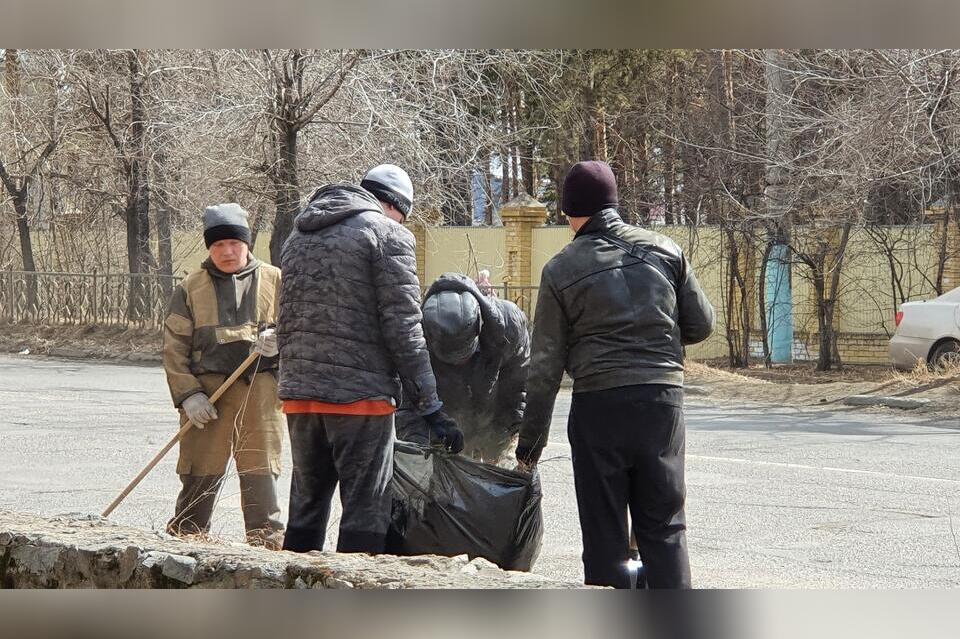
[890,287,960,370]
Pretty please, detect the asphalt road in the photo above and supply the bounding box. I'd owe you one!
[2,354,960,587]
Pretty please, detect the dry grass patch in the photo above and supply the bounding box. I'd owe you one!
[685,360,770,384]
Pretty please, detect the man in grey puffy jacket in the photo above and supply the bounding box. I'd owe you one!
[277,164,462,554]
[396,272,530,462]
[516,161,714,589]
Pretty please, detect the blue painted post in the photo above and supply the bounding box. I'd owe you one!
[766,243,794,363]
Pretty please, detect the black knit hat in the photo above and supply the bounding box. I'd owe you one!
[562,160,619,217]
[203,203,251,248]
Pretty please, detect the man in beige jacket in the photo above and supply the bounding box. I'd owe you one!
[162,203,284,548]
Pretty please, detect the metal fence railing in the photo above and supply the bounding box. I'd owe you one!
[1,271,537,332]
[494,284,538,323]
[0,270,183,329]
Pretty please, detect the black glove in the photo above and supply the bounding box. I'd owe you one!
[515,444,541,468]
[423,410,464,454]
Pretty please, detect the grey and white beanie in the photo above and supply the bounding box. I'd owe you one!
[360,164,414,219]
[203,203,251,248]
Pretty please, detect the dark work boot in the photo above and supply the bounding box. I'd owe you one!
[167,474,225,537]
[239,473,284,550]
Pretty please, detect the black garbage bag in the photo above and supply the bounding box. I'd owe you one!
[386,440,543,572]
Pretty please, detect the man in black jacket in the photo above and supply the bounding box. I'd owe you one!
[396,272,529,462]
[277,164,462,555]
[516,161,714,588]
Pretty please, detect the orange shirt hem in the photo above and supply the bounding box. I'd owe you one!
[282,399,396,416]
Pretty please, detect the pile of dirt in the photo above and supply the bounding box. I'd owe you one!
[0,323,161,363]
[687,359,960,417]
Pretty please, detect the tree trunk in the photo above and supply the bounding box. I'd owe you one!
[636,126,650,224]
[4,50,32,273]
[739,232,755,367]
[663,134,675,225]
[269,124,300,266]
[12,195,35,273]
[597,106,609,162]
[510,90,521,197]
[484,157,494,225]
[581,75,596,160]
[126,50,152,321]
[499,81,513,204]
[724,227,742,367]
[442,170,471,225]
[613,139,631,223]
[757,240,773,367]
[521,93,534,197]
[551,160,568,224]
[250,203,266,251]
[3,49,38,308]
[812,272,831,371]
[764,49,792,242]
[763,49,794,363]
[12,191,38,311]
[813,224,852,371]
[153,147,174,301]
[723,226,754,368]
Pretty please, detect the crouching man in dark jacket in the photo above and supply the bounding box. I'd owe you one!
[277,164,462,555]
[516,161,714,589]
[396,272,530,462]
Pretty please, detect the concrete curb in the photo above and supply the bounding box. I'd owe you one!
[0,510,582,589]
[842,395,930,409]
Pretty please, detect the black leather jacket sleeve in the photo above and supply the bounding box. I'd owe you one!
[677,257,715,345]
[517,273,567,456]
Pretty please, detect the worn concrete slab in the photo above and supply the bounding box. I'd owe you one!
[843,395,930,409]
[0,511,582,589]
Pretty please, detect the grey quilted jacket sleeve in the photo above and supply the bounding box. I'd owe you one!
[372,224,442,415]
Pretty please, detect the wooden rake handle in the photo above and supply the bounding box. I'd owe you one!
[101,350,261,518]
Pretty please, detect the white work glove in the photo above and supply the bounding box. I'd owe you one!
[253,327,278,358]
[182,392,218,428]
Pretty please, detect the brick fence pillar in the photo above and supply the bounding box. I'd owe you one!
[930,207,960,292]
[409,220,427,289]
[500,193,548,290]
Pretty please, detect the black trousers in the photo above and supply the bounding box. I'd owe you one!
[568,384,690,589]
[282,412,395,554]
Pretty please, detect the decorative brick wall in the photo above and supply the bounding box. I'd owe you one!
[743,331,892,365]
[834,333,893,365]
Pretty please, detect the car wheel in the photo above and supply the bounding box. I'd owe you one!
[929,340,960,371]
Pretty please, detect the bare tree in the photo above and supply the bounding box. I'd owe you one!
[0,49,71,306]
[247,50,363,264]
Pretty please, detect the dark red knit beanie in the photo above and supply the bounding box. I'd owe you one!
[561,160,618,217]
